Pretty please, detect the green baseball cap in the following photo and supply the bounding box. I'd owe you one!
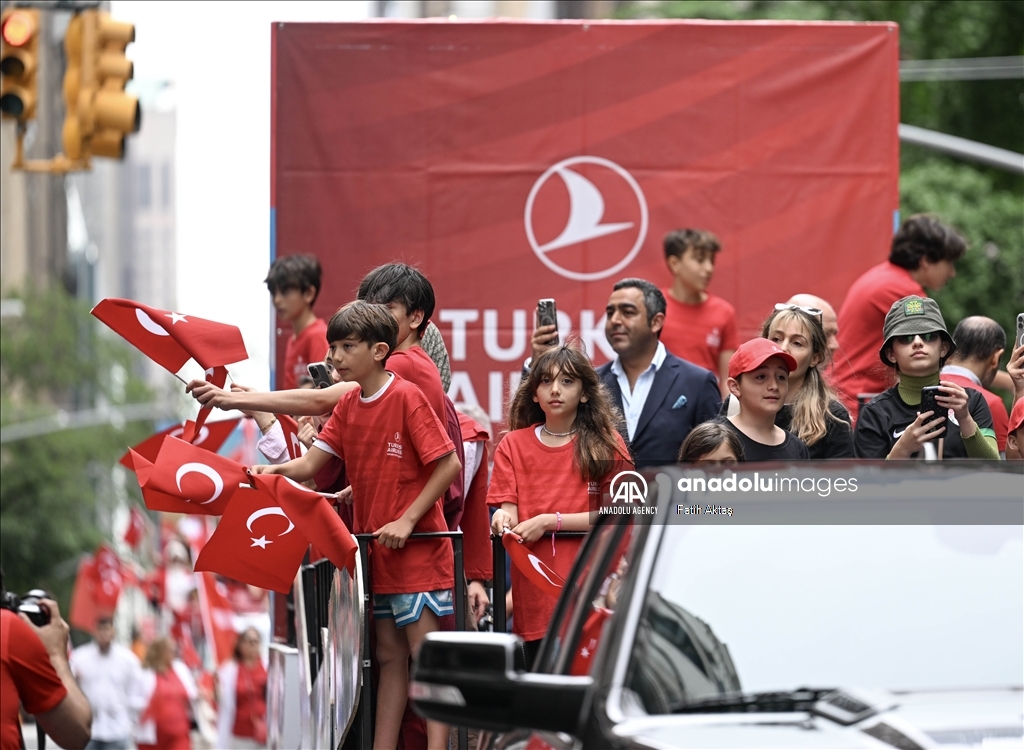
[880,295,956,366]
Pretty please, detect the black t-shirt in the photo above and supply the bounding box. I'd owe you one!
[720,418,810,462]
[853,386,995,459]
[719,397,853,459]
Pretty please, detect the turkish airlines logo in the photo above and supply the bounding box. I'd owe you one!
[525,156,648,281]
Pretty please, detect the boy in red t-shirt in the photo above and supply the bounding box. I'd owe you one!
[265,255,328,390]
[253,301,461,750]
[659,228,737,396]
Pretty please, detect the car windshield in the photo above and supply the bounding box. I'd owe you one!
[628,524,1023,714]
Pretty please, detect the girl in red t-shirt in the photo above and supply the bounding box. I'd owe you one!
[489,343,633,664]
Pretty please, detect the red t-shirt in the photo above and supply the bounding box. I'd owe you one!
[1,610,67,750]
[659,292,737,376]
[233,660,268,741]
[941,372,1010,452]
[486,428,632,641]
[834,262,924,412]
[458,412,492,581]
[316,373,455,594]
[282,318,328,390]
[387,346,446,421]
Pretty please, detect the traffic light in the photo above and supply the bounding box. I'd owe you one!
[0,8,40,122]
[62,9,140,164]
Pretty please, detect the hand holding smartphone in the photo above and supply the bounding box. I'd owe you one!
[307,362,334,389]
[919,385,947,439]
[536,298,559,345]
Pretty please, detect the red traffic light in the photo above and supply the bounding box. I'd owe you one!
[1,10,35,47]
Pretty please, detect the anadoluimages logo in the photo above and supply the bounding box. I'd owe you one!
[525,156,648,281]
[601,470,659,516]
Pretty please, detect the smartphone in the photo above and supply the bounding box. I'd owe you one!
[1016,312,1023,349]
[307,362,334,389]
[537,298,559,345]
[919,385,947,439]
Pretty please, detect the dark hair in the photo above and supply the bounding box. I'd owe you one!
[326,301,398,364]
[357,263,435,339]
[663,228,721,260]
[678,421,745,462]
[889,214,967,270]
[264,255,322,303]
[508,342,630,481]
[233,627,260,662]
[612,277,666,327]
[948,317,1006,363]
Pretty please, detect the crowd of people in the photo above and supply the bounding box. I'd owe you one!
[4,211,1020,750]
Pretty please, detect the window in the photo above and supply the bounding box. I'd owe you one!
[137,164,151,208]
[161,163,172,209]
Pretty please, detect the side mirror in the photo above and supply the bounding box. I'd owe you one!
[410,632,592,733]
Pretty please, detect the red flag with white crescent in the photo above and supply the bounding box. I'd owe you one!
[91,298,248,373]
[194,486,308,594]
[186,366,229,442]
[249,472,358,575]
[93,544,124,613]
[502,531,564,600]
[120,417,241,469]
[275,414,304,461]
[195,571,238,666]
[132,436,248,516]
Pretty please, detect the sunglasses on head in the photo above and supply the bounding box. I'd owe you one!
[774,303,823,324]
[895,332,940,345]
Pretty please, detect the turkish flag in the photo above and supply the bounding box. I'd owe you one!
[194,486,308,594]
[93,544,124,613]
[123,506,148,549]
[569,607,612,676]
[502,531,564,600]
[187,366,229,442]
[276,414,304,461]
[120,417,241,469]
[196,572,238,666]
[91,298,248,373]
[249,472,357,575]
[133,436,247,516]
[69,555,99,633]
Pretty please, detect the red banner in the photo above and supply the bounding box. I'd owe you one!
[272,21,899,421]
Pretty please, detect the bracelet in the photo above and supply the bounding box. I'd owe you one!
[260,416,277,434]
[551,512,561,557]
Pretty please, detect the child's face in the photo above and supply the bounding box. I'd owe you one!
[888,332,949,376]
[272,286,315,323]
[666,246,715,293]
[697,443,738,464]
[328,336,385,382]
[533,368,586,419]
[728,356,789,415]
[384,302,424,345]
[766,319,819,380]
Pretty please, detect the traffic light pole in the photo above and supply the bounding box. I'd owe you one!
[10,119,85,172]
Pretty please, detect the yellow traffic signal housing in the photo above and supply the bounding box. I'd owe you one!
[63,9,140,163]
[0,8,40,121]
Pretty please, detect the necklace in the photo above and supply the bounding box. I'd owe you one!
[542,425,577,438]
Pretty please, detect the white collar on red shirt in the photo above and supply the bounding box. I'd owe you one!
[940,365,981,387]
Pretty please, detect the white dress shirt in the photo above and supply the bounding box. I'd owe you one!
[609,341,668,441]
[69,641,143,742]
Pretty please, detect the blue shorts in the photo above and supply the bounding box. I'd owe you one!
[372,589,453,628]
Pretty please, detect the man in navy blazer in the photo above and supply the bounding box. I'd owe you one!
[598,278,722,468]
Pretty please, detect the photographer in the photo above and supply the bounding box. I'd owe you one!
[0,572,92,750]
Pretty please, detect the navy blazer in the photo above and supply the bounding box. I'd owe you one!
[598,353,722,469]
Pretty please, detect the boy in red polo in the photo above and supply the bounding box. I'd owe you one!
[252,301,461,750]
[265,255,327,390]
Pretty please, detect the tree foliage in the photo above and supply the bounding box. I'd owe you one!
[0,287,157,609]
[616,0,1024,367]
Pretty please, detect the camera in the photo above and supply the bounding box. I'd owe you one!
[1,588,52,627]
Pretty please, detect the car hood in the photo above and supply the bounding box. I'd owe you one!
[613,687,1023,749]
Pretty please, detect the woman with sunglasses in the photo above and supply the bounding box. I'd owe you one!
[854,296,998,459]
[722,303,853,458]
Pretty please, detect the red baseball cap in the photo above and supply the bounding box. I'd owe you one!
[1009,397,1024,435]
[728,338,798,379]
